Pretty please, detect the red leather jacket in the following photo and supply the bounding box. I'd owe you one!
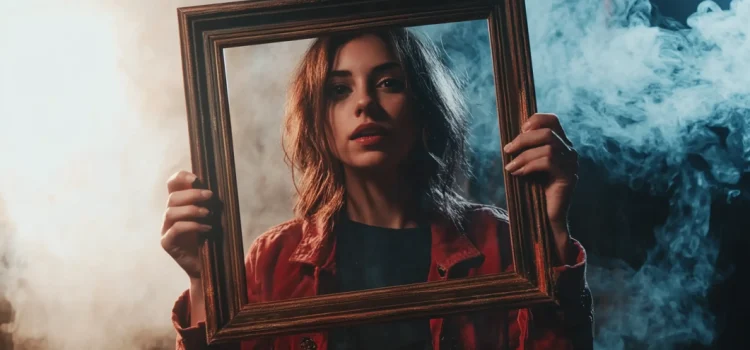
[172,206,593,349]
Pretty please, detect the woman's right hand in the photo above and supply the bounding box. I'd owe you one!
[161,170,214,280]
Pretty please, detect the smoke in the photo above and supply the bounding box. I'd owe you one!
[0,1,232,349]
[420,0,749,348]
[528,0,748,348]
[223,42,313,252]
[0,0,747,349]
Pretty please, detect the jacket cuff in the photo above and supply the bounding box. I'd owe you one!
[551,238,587,302]
[172,289,208,348]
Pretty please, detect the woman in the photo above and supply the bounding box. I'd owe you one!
[162,28,593,349]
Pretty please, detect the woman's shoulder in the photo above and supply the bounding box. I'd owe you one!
[246,218,306,257]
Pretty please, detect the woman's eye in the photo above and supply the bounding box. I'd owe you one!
[328,84,351,98]
[377,79,405,91]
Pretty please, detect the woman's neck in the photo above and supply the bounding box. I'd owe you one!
[343,166,419,229]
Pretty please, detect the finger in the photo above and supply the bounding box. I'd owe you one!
[509,155,575,180]
[522,113,572,145]
[167,170,199,194]
[504,145,554,173]
[161,221,212,251]
[503,128,567,154]
[161,205,212,235]
[167,188,213,208]
[508,156,557,177]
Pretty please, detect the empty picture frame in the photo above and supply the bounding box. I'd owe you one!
[177,0,556,344]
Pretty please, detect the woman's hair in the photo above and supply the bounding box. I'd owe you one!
[282,27,470,231]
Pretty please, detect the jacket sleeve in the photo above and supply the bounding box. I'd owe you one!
[171,289,240,350]
[171,239,272,350]
[514,239,594,350]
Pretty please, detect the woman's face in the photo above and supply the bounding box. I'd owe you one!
[325,34,417,172]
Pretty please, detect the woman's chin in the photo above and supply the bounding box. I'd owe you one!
[346,153,399,171]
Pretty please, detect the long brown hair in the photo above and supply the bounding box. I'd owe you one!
[282,28,470,232]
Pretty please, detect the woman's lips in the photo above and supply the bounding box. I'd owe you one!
[353,134,386,146]
[350,122,390,146]
[350,122,390,140]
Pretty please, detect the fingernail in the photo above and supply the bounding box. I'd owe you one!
[512,167,523,176]
[200,224,212,231]
[187,174,197,183]
[201,190,213,198]
[505,161,516,171]
[503,143,511,152]
[198,208,210,216]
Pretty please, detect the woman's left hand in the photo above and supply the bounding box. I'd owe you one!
[503,113,578,264]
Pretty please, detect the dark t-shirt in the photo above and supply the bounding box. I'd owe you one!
[328,218,433,350]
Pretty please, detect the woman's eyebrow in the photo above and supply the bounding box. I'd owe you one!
[329,61,401,78]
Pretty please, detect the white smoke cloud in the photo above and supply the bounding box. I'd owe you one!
[0,1,246,349]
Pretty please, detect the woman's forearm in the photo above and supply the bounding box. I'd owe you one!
[189,278,206,328]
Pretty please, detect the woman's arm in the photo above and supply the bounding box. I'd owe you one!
[516,239,594,350]
[502,113,593,347]
[189,278,205,328]
[171,239,271,350]
[172,289,243,350]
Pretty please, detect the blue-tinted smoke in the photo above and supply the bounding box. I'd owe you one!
[417,0,749,348]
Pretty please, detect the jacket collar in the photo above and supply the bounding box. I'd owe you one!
[288,215,483,273]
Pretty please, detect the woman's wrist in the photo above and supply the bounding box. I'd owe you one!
[550,220,573,265]
[554,234,572,265]
[188,277,206,327]
[189,277,204,294]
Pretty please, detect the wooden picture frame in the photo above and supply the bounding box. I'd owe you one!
[177,0,555,345]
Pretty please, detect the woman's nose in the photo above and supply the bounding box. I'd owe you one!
[354,89,375,117]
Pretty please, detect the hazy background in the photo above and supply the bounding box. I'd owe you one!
[1,0,748,349]
[224,41,309,253]
[224,22,504,254]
